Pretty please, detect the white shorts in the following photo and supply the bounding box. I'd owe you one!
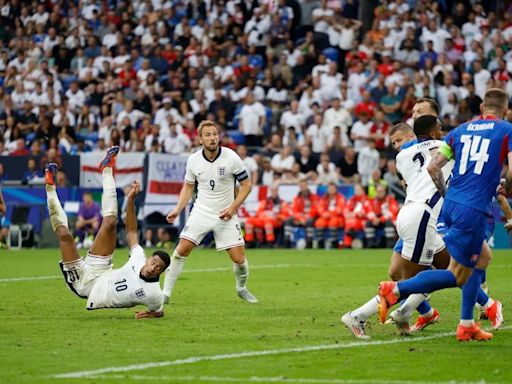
[180,208,245,251]
[396,202,445,267]
[59,252,113,298]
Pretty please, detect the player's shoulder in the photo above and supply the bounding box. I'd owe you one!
[220,146,241,160]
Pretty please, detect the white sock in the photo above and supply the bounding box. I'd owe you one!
[460,319,474,327]
[481,298,494,310]
[233,259,249,291]
[399,294,428,319]
[351,295,379,321]
[101,167,118,217]
[162,251,186,298]
[46,186,69,231]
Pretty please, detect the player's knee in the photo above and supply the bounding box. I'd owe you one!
[388,266,401,282]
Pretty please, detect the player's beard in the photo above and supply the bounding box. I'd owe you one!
[205,141,219,153]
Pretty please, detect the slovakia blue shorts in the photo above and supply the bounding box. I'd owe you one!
[439,200,488,268]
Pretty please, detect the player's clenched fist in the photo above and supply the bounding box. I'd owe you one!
[166,209,179,223]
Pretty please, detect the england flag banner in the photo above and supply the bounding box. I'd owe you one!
[144,153,188,217]
[80,152,145,189]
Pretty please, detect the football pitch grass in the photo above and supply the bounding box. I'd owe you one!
[1,248,511,384]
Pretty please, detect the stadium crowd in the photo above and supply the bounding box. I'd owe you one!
[0,0,510,248]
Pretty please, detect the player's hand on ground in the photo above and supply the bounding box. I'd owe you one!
[135,310,164,319]
[219,207,236,221]
[127,181,140,200]
[167,209,179,223]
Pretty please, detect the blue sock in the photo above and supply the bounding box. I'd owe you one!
[397,270,457,298]
[473,268,489,306]
[461,268,483,321]
[416,300,432,315]
[481,269,487,284]
[476,286,489,306]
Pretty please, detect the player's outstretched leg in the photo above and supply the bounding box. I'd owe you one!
[162,239,194,303]
[341,295,378,339]
[88,146,120,258]
[228,245,258,303]
[45,163,83,282]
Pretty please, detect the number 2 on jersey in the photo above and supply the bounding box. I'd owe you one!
[459,135,490,175]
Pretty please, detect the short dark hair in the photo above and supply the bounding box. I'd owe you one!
[415,98,439,115]
[414,115,437,138]
[153,250,171,269]
[389,122,412,136]
[483,88,508,113]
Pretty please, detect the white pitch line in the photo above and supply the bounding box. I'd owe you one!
[0,263,389,283]
[0,275,61,282]
[83,374,495,384]
[51,326,512,379]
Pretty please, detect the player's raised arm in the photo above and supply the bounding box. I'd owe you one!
[427,144,451,197]
[125,180,141,248]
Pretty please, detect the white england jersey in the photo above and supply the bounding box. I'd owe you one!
[87,245,164,312]
[184,147,248,215]
[396,139,454,204]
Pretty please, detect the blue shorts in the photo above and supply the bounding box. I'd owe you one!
[437,212,495,242]
[440,200,488,268]
[393,238,403,253]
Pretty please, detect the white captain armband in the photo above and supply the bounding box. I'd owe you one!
[235,170,249,182]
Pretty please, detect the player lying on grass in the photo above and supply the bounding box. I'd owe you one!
[378,88,512,341]
[45,146,170,319]
[163,120,258,304]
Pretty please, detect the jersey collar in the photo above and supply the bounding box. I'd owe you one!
[400,139,417,150]
[480,114,499,120]
[202,146,222,163]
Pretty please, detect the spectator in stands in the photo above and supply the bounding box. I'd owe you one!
[22,158,43,184]
[316,153,339,185]
[244,185,290,247]
[364,184,398,248]
[163,123,192,155]
[314,182,346,249]
[383,159,401,194]
[357,138,379,187]
[238,92,266,147]
[343,183,371,248]
[258,157,275,186]
[271,144,295,174]
[10,138,30,156]
[237,145,259,185]
[285,179,318,248]
[367,169,388,199]
[350,111,373,153]
[74,191,101,249]
[337,146,359,184]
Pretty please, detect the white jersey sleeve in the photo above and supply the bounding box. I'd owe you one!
[396,140,454,204]
[87,245,164,312]
[184,156,197,184]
